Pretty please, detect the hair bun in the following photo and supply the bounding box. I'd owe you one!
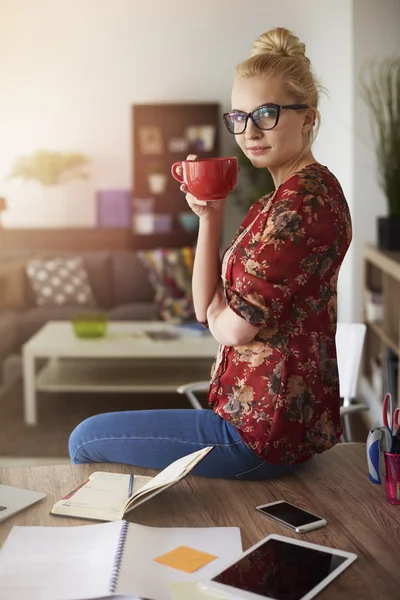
[251,27,310,66]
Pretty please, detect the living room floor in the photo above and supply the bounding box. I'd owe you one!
[0,381,369,467]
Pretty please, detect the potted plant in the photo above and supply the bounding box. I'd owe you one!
[8,150,90,186]
[7,150,90,227]
[230,147,275,212]
[147,161,167,194]
[360,58,400,251]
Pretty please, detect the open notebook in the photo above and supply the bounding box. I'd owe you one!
[51,446,213,521]
[0,520,242,600]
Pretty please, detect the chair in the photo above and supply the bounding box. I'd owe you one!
[177,322,368,442]
[336,322,368,441]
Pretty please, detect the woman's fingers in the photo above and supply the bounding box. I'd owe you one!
[187,196,207,207]
[180,184,206,205]
[186,154,198,161]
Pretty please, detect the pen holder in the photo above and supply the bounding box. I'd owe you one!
[384,452,400,504]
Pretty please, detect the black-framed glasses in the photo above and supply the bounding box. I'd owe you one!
[223,103,309,135]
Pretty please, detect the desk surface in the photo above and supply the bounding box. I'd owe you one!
[0,443,399,599]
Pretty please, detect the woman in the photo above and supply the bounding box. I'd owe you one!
[69,27,352,480]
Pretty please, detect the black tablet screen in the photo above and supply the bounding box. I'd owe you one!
[211,538,347,600]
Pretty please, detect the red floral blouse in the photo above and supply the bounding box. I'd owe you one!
[208,163,352,465]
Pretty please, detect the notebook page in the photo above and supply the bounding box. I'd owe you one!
[116,522,242,600]
[53,472,151,519]
[0,521,122,600]
[60,472,129,507]
[123,446,213,511]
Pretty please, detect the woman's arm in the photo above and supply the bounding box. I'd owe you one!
[178,154,227,323]
[192,212,224,323]
[206,284,260,346]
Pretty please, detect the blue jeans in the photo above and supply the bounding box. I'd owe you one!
[68,408,297,480]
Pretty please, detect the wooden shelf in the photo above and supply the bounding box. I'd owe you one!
[364,244,400,281]
[0,228,198,252]
[366,320,400,356]
[132,102,220,249]
[362,244,400,407]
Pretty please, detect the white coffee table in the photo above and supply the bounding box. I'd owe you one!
[22,321,218,425]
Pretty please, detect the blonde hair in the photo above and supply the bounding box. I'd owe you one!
[236,27,324,142]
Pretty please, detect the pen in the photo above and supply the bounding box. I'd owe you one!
[128,474,134,497]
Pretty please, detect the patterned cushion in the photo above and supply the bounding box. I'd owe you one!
[138,247,195,322]
[26,256,96,307]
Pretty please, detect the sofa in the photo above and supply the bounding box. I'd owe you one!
[0,250,158,382]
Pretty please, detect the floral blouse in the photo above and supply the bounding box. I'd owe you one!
[208,163,352,465]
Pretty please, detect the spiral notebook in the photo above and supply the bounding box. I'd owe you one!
[51,446,213,521]
[0,521,242,600]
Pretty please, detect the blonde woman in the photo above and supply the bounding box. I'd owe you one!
[69,27,352,480]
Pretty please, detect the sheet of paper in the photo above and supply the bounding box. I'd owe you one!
[0,521,122,600]
[116,523,242,600]
[168,582,231,600]
[154,545,217,573]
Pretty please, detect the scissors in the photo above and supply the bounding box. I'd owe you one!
[393,408,400,436]
[383,393,396,434]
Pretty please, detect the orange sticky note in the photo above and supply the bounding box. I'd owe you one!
[154,545,217,573]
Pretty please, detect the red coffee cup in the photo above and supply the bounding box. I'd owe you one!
[171,157,238,201]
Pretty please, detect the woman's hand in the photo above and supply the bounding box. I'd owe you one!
[178,154,226,219]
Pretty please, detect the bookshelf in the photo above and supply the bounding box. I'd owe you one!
[132,103,220,248]
[362,244,400,420]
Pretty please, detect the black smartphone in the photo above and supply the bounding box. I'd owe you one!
[256,500,327,533]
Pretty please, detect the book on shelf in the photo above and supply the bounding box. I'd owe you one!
[51,446,213,522]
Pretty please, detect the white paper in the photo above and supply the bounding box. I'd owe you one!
[52,472,152,521]
[116,523,242,600]
[0,519,242,600]
[168,581,230,600]
[123,447,213,512]
[0,521,122,600]
[129,447,212,496]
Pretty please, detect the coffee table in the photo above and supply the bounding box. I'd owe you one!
[22,321,218,425]
[0,444,398,599]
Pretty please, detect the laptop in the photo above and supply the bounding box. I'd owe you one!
[0,484,46,523]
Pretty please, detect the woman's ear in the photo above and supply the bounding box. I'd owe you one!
[302,109,316,134]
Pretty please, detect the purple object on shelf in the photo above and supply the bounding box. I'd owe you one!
[96,189,132,228]
[154,213,173,233]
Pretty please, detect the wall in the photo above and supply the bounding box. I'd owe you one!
[352,0,400,321]
[0,0,354,315]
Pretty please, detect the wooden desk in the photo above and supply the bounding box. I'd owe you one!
[0,444,398,599]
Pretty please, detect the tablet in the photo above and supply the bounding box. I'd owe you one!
[201,534,357,600]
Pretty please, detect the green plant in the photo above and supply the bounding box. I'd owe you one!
[8,150,90,186]
[360,58,400,218]
[231,146,275,211]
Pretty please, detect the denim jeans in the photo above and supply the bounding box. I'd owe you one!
[68,408,298,480]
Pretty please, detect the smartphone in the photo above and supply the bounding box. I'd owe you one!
[256,500,327,533]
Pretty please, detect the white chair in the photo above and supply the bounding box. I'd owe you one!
[177,322,368,442]
[336,322,368,441]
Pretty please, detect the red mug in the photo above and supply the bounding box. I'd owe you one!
[171,157,238,201]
